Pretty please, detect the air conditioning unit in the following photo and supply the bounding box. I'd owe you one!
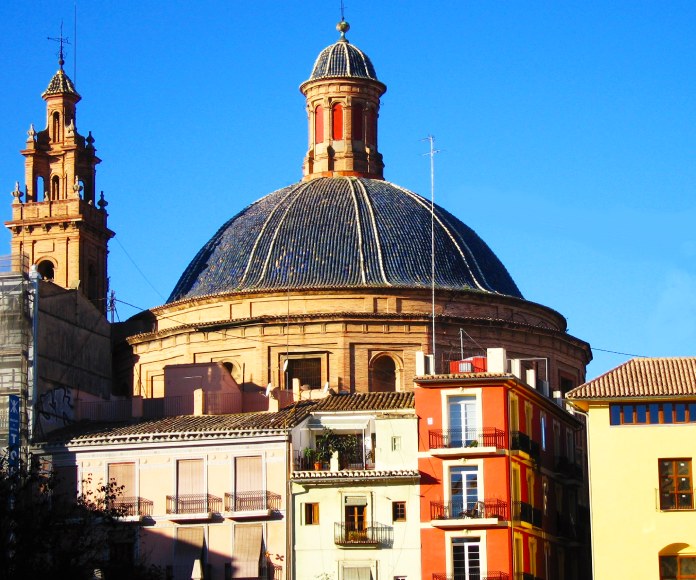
[449,357,487,374]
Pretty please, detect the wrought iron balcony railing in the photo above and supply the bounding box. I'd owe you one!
[430,499,508,521]
[334,522,393,547]
[512,501,541,527]
[224,490,281,512]
[166,493,222,514]
[112,496,153,517]
[433,572,510,580]
[511,432,541,461]
[429,428,506,450]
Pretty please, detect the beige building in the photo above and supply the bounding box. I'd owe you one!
[290,392,420,580]
[568,357,696,580]
[43,405,310,580]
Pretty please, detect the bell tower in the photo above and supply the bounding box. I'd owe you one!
[300,20,387,181]
[5,49,114,314]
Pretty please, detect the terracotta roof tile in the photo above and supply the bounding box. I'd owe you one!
[42,402,316,445]
[568,357,696,400]
[312,392,414,412]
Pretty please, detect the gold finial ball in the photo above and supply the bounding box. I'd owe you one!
[337,20,350,35]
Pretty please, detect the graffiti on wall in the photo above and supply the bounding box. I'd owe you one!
[37,386,75,432]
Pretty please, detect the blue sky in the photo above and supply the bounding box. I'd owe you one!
[1,1,695,380]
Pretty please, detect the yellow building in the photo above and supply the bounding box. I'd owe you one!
[568,357,696,580]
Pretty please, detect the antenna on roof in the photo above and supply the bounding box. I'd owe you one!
[47,21,71,70]
[422,135,440,373]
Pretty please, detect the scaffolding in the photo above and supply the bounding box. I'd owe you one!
[0,254,34,449]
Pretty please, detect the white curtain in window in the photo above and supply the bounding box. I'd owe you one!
[343,567,372,580]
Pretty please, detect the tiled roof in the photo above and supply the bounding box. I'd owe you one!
[292,469,419,483]
[568,357,696,400]
[42,68,79,97]
[168,177,522,303]
[42,402,316,446]
[309,39,378,81]
[313,392,414,412]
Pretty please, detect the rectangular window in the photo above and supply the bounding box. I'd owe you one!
[108,462,136,515]
[234,456,263,511]
[451,466,479,515]
[611,402,696,425]
[453,538,481,579]
[391,436,401,451]
[304,502,319,525]
[540,413,547,451]
[510,396,520,432]
[392,501,406,522]
[286,357,322,389]
[660,555,696,579]
[659,458,693,510]
[177,459,204,496]
[448,396,478,446]
[175,527,205,579]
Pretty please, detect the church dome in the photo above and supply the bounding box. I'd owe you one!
[168,177,522,303]
[308,21,379,82]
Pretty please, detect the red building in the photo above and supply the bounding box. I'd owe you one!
[415,348,591,580]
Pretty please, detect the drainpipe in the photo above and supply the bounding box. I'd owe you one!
[28,265,40,444]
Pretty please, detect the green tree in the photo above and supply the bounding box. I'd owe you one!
[0,454,163,579]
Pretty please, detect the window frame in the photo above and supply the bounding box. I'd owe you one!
[392,501,406,522]
[304,502,320,525]
[658,458,694,511]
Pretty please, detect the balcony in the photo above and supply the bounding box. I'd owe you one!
[334,522,393,548]
[224,490,281,519]
[512,501,542,528]
[433,573,509,580]
[428,428,506,456]
[112,496,154,520]
[430,499,507,527]
[554,455,583,481]
[166,494,222,520]
[511,432,541,462]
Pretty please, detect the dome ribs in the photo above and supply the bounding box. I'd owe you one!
[167,178,523,302]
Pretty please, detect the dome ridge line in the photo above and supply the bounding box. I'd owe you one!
[343,42,352,76]
[355,178,391,285]
[257,181,316,285]
[390,183,490,292]
[237,185,302,287]
[345,177,367,284]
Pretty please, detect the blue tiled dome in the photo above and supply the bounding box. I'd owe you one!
[309,38,378,81]
[168,177,522,303]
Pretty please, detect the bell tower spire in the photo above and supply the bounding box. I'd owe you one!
[300,21,387,181]
[5,46,113,315]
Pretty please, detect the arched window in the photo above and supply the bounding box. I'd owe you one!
[352,103,364,141]
[37,260,55,281]
[314,105,324,144]
[332,103,343,140]
[36,176,45,201]
[366,108,376,146]
[659,546,696,580]
[370,355,397,392]
[51,176,60,200]
[52,112,61,142]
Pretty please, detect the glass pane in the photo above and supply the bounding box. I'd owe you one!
[678,477,691,491]
[650,404,660,423]
[660,461,675,477]
[661,478,675,493]
[661,556,677,575]
[660,493,675,510]
[676,404,687,422]
[689,404,696,422]
[677,493,693,509]
[664,404,674,423]
[680,557,696,574]
[678,461,691,476]
[636,405,647,423]
[610,405,621,425]
[623,405,634,423]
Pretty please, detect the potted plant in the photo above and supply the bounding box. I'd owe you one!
[302,447,317,470]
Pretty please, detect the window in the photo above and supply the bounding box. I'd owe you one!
[453,538,481,579]
[304,502,319,525]
[286,357,321,389]
[37,260,55,281]
[343,567,372,580]
[610,402,696,425]
[660,555,696,579]
[314,106,324,144]
[540,412,547,451]
[370,355,397,392]
[108,462,136,515]
[391,436,401,451]
[448,395,478,446]
[332,103,344,140]
[510,395,520,432]
[392,501,406,522]
[659,459,693,510]
[525,401,533,436]
[352,103,364,140]
[451,466,478,515]
[529,537,538,575]
[234,456,263,511]
[174,527,205,580]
